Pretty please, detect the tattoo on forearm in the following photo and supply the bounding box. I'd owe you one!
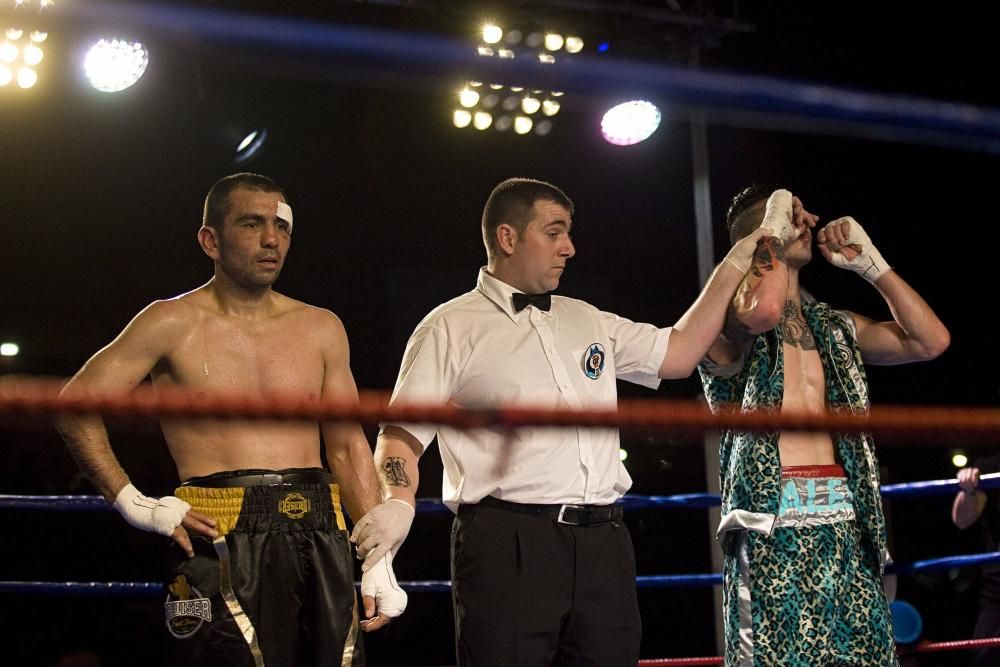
[381,457,411,488]
[750,237,784,278]
[779,300,817,350]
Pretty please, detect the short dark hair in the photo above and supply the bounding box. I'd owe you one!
[726,183,782,246]
[202,173,285,230]
[482,178,574,261]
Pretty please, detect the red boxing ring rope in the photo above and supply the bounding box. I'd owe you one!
[1,377,999,441]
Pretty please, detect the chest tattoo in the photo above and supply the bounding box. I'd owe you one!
[780,300,817,350]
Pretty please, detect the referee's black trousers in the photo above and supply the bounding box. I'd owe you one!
[451,500,641,666]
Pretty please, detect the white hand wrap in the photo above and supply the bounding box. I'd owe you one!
[823,216,891,283]
[360,552,408,618]
[758,189,796,244]
[722,227,768,275]
[351,498,415,571]
[112,483,190,536]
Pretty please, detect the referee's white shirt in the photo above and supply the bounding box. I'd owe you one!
[384,269,672,512]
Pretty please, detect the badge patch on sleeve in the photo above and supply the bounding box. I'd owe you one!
[165,574,212,638]
[582,343,606,380]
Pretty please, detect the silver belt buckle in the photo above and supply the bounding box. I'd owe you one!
[557,504,584,525]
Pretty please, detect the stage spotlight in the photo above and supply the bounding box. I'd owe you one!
[505,29,522,45]
[481,93,499,109]
[84,38,148,93]
[538,53,555,64]
[16,66,36,88]
[497,48,515,59]
[494,115,512,132]
[601,100,662,146]
[0,342,19,357]
[951,451,969,468]
[513,116,532,134]
[501,95,519,111]
[544,33,564,51]
[459,87,479,108]
[23,43,42,65]
[565,36,584,54]
[534,119,553,136]
[453,109,472,128]
[473,111,492,130]
[541,99,560,116]
[521,95,541,115]
[482,23,502,45]
[234,129,268,163]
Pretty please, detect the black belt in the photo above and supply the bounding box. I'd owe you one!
[182,467,332,488]
[475,495,623,526]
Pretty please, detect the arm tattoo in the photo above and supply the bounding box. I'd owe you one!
[779,300,817,350]
[380,457,411,488]
[750,237,784,278]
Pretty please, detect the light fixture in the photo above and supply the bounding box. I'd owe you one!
[565,36,584,54]
[952,451,969,468]
[601,100,662,146]
[473,111,492,130]
[84,38,149,93]
[513,116,532,134]
[453,109,472,128]
[0,342,19,357]
[459,87,480,108]
[544,33,564,51]
[234,129,268,163]
[521,95,541,115]
[16,66,36,88]
[482,23,502,45]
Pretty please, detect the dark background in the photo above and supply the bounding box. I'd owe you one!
[1,1,997,665]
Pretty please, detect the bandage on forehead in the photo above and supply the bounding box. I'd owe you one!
[276,201,293,232]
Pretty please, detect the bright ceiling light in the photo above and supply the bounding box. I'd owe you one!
[234,129,268,163]
[544,33,564,51]
[453,109,472,128]
[0,42,17,63]
[84,39,149,93]
[459,87,480,108]
[16,66,36,88]
[513,116,533,134]
[0,342,18,357]
[565,36,584,53]
[521,96,541,115]
[601,100,662,146]
[23,43,42,66]
[482,23,502,45]
[541,99,560,116]
[473,111,493,130]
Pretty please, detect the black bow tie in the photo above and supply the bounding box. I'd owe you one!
[512,292,551,312]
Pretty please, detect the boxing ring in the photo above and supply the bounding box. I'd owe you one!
[6,2,1000,664]
[3,381,1000,664]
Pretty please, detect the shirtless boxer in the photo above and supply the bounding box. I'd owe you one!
[698,186,949,666]
[55,173,406,667]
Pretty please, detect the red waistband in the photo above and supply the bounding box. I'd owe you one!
[780,464,845,479]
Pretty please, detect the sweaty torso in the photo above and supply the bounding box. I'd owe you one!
[151,289,330,481]
[778,300,836,466]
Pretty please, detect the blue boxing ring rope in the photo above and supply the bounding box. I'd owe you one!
[4,472,1000,595]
